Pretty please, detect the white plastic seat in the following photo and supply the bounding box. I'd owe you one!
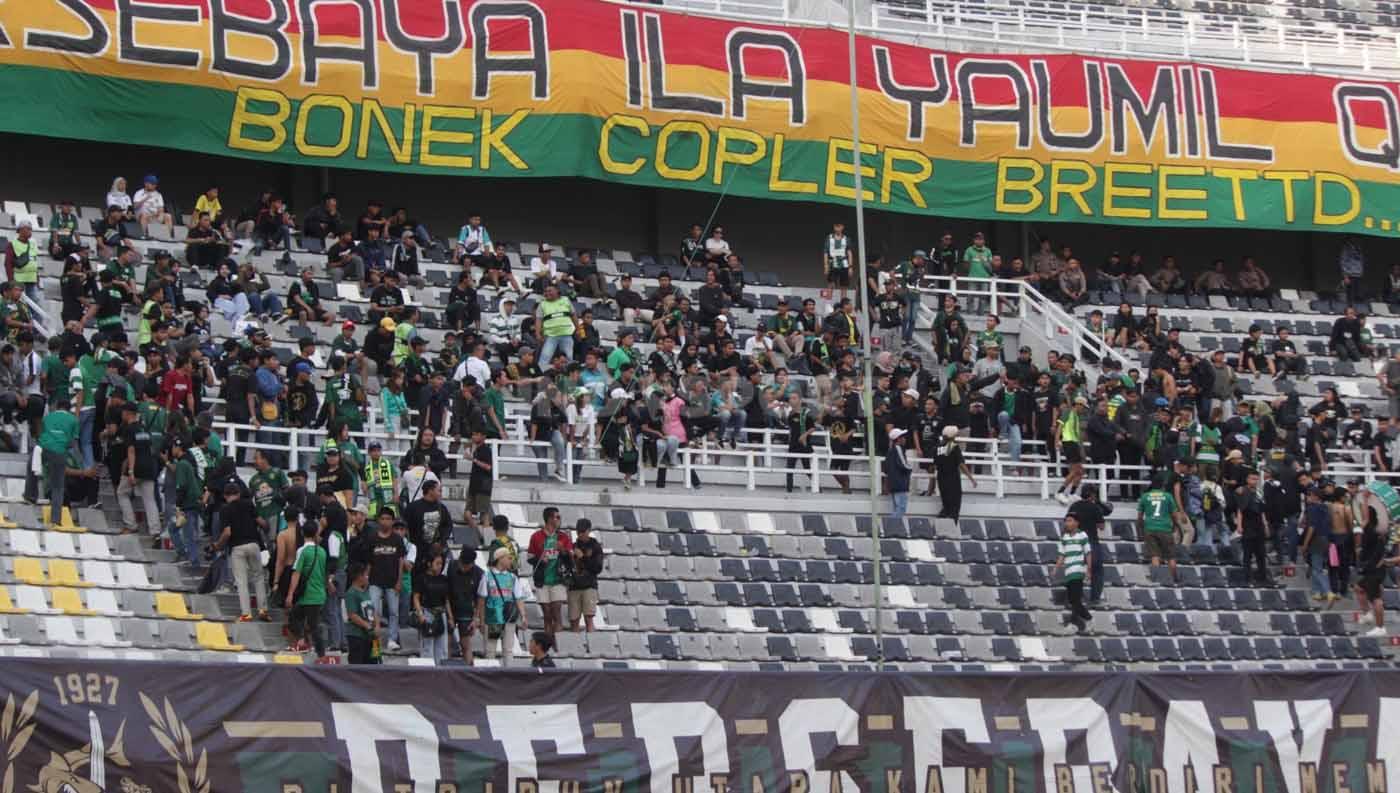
[15,586,55,614]
[44,616,82,644]
[115,562,158,590]
[745,513,776,534]
[82,617,131,648]
[81,560,116,587]
[8,531,41,556]
[78,534,120,560]
[691,511,729,534]
[42,532,78,558]
[84,589,131,617]
[723,607,761,632]
[822,635,859,661]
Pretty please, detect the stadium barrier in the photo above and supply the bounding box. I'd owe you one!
[6,658,1399,793]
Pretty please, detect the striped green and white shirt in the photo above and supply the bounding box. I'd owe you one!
[1058,529,1090,582]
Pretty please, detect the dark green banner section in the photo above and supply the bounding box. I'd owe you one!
[5,658,1400,793]
[3,64,1400,236]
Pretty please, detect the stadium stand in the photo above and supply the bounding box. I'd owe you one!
[0,198,1395,672]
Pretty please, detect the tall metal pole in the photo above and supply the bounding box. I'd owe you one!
[845,0,883,666]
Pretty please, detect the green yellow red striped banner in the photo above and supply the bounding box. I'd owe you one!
[2,0,1399,234]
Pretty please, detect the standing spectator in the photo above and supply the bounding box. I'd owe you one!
[1067,486,1109,604]
[568,519,604,632]
[212,481,269,622]
[344,562,380,664]
[1234,469,1273,586]
[285,521,329,661]
[412,550,453,664]
[449,547,484,665]
[527,507,573,637]
[885,428,912,518]
[1054,395,1088,505]
[1053,513,1092,634]
[536,283,578,365]
[476,546,530,666]
[1139,474,1179,582]
[116,402,160,537]
[5,220,41,305]
[823,222,851,302]
[1208,350,1237,419]
[36,396,80,525]
[1355,507,1396,637]
[1338,237,1365,305]
[933,425,975,520]
[784,393,817,493]
[353,507,408,651]
[404,479,453,549]
[962,232,994,278]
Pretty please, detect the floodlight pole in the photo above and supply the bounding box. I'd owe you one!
[845,0,884,667]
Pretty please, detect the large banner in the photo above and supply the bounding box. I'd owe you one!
[6,659,1400,793]
[1,1,1399,235]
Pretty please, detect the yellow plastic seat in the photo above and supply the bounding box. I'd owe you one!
[273,653,305,664]
[155,592,201,621]
[13,558,45,585]
[50,588,95,616]
[0,511,16,528]
[46,559,91,588]
[48,506,85,533]
[0,587,27,614]
[195,621,245,652]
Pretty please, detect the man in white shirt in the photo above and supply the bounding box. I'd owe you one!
[486,299,526,365]
[704,226,731,264]
[454,342,493,386]
[455,212,493,265]
[528,244,571,293]
[131,174,173,233]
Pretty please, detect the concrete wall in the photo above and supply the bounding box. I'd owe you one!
[3,132,1397,293]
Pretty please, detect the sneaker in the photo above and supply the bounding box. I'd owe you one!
[1360,611,1376,626]
[1054,492,1071,506]
[258,610,272,622]
[1327,593,1341,602]
[1365,626,1387,637]
[1311,593,1326,601]
[387,640,402,652]
[237,614,253,622]
[552,470,568,483]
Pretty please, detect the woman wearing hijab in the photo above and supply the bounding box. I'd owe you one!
[105,177,133,216]
[934,425,977,520]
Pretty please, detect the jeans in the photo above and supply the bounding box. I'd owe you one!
[1194,517,1226,547]
[1308,546,1331,596]
[78,408,96,469]
[255,420,285,469]
[539,334,575,365]
[369,584,400,644]
[21,283,41,307]
[996,412,1023,460]
[214,293,251,323]
[533,429,565,479]
[717,409,745,443]
[891,491,908,518]
[117,477,161,535]
[901,291,920,342]
[170,508,199,563]
[419,622,449,663]
[247,292,283,317]
[231,541,267,617]
[43,450,66,522]
[484,621,518,666]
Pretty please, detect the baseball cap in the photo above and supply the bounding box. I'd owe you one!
[1074,395,1089,406]
[912,249,928,258]
[143,174,159,184]
[889,428,908,441]
[368,441,382,450]
[291,362,312,376]
[1153,397,1170,408]
[380,317,396,331]
[342,320,355,330]
[902,388,920,400]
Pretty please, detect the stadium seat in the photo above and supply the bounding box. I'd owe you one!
[156,593,203,621]
[195,622,245,652]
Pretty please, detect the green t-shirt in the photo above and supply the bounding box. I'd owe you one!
[248,468,290,522]
[482,388,505,437]
[41,354,68,406]
[963,245,993,278]
[77,355,106,405]
[294,543,328,606]
[1138,490,1178,533]
[138,299,160,346]
[37,410,79,455]
[331,335,359,356]
[345,586,373,640]
[542,532,561,586]
[1195,424,1221,464]
[172,457,202,510]
[207,433,223,461]
[606,346,638,379]
[976,329,1004,353]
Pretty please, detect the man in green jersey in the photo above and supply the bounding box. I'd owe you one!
[36,397,80,526]
[286,520,328,660]
[1053,513,1092,633]
[248,448,290,542]
[1138,475,1180,580]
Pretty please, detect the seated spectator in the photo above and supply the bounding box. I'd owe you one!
[94,205,131,260]
[614,274,649,324]
[571,250,606,299]
[487,297,526,367]
[302,193,343,243]
[1239,324,1275,376]
[48,200,81,260]
[390,230,422,287]
[1193,259,1234,296]
[1098,251,1126,293]
[234,189,271,239]
[1384,263,1400,305]
[1110,302,1137,349]
[237,262,283,322]
[1358,313,1378,359]
[455,212,493,266]
[184,212,229,270]
[254,195,295,252]
[528,244,571,293]
[357,226,389,286]
[326,229,365,283]
[105,177,133,217]
[206,261,249,324]
[445,271,480,332]
[680,223,705,267]
[1120,251,1153,299]
[1029,238,1062,296]
[131,174,172,233]
[1058,258,1087,306]
[1272,326,1307,379]
[1236,257,1272,298]
[193,185,227,235]
[703,225,731,265]
[288,268,332,324]
[356,200,390,240]
[480,248,521,293]
[1330,306,1364,362]
[1150,256,1186,294]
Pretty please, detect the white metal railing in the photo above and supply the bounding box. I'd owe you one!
[657,0,1400,77]
[917,274,1131,373]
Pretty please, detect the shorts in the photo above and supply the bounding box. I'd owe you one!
[455,619,477,638]
[568,588,599,620]
[467,492,493,517]
[1144,531,1175,560]
[1062,442,1083,463]
[828,268,850,287]
[535,584,567,604]
[1359,569,1385,600]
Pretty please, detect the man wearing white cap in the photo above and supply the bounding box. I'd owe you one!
[475,545,530,666]
[885,427,913,517]
[934,425,977,520]
[529,244,571,294]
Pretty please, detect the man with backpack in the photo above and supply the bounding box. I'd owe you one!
[476,546,530,666]
[527,507,573,637]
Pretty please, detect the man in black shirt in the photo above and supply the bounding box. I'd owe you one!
[325,230,364,282]
[351,507,408,651]
[1355,504,1397,636]
[1235,470,1273,586]
[1272,327,1307,379]
[875,280,904,352]
[1066,487,1110,603]
[449,547,485,663]
[115,402,161,537]
[302,194,343,242]
[288,268,332,324]
[213,482,270,621]
[369,271,406,324]
[405,479,454,554]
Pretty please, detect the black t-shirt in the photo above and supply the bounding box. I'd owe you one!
[371,286,404,313]
[321,501,348,543]
[470,444,493,494]
[1067,499,1105,545]
[220,498,261,547]
[316,463,354,493]
[289,281,321,307]
[362,532,407,589]
[877,295,902,329]
[448,561,484,617]
[95,286,124,322]
[119,422,157,479]
[414,571,451,609]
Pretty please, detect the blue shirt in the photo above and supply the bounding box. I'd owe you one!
[254,367,282,399]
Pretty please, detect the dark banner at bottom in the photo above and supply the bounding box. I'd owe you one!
[6,659,1400,793]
